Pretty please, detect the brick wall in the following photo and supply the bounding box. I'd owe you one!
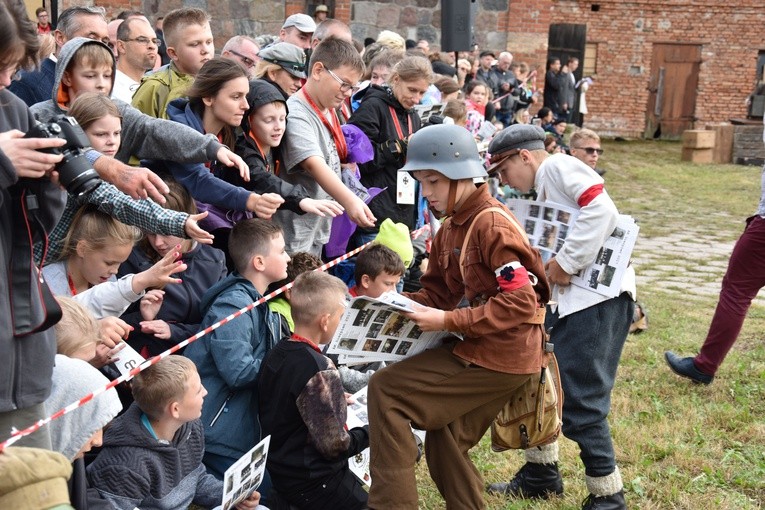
[534,0,765,137]
[57,0,765,137]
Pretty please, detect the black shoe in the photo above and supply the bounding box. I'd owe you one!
[664,351,713,385]
[582,490,626,509]
[487,462,563,499]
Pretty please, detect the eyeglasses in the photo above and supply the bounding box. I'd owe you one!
[121,37,162,47]
[324,65,359,93]
[228,49,258,68]
[575,147,604,155]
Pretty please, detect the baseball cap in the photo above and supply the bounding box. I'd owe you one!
[282,13,316,33]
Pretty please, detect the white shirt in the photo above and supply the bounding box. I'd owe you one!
[111,69,141,104]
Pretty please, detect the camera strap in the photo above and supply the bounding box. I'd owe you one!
[9,189,62,337]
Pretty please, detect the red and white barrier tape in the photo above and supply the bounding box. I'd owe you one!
[0,225,430,451]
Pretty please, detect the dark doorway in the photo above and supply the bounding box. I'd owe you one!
[547,24,587,125]
[645,43,701,139]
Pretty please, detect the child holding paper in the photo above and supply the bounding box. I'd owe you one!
[258,271,369,510]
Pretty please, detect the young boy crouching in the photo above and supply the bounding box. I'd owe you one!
[258,272,369,510]
[87,356,261,509]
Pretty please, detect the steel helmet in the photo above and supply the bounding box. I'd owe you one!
[399,124,487,180]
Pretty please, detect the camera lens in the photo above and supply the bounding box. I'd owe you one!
[57,153,101,196]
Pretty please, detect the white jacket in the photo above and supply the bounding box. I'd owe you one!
[42,261,144,319]
[535,153,636,317]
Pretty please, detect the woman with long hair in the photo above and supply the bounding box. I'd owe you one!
[348,55,433,242]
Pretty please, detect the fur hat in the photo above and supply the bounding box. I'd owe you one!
[0,447,73,509]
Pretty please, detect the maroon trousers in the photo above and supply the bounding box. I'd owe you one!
[695,215,765,375]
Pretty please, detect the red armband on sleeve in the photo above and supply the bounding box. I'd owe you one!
[495,261,531,292]
[577,184,604,207]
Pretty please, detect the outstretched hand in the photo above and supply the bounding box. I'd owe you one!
[299,198,344,217]
[184,211,214,244]
[217,146,250,181]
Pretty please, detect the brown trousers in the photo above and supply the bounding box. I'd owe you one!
[367,344,537,509]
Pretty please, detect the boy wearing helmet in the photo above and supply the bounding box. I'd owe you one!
[366,124,551,509]
[486,124,635,510]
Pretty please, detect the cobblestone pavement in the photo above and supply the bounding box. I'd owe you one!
[632,227,765,307]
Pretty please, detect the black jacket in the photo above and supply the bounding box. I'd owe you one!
[348,85,422,232]
[220,133,309,214]
[0,89,65,412]
[117,242,227,357]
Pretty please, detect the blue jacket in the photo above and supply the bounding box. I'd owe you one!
[143,97,252,213]
[183,273,281,460]
[8,57,56,107]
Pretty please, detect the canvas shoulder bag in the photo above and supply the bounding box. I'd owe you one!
[458,206,563,451]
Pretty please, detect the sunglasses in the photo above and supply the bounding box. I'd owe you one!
[575,147,604,155]
[263,57,305,74]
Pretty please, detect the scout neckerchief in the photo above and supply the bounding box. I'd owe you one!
[248,128,281,176]
[290,333,322,353]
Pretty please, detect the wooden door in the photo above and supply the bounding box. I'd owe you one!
[645,43,701,139]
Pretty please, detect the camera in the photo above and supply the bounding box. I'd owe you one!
[25,115,102,196]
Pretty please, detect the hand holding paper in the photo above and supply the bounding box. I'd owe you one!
[402,305,446,332]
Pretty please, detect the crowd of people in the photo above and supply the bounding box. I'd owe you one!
[0,1,672,509]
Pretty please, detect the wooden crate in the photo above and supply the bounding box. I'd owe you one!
[681,147,714,164]
[682,129,716,149]
[705,123,734,164]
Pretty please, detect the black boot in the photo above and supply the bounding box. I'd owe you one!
[487,462,564,499]
[582,489,626,509]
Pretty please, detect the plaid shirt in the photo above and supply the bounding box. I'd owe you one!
[36,182,188,265]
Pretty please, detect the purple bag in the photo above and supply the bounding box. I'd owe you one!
[326,125,381,257]
[195,201,253,232]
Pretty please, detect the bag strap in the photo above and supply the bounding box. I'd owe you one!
[458,206,530,281]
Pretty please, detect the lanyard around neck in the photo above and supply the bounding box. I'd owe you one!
[389,105,412,140]
[301,88,348,162]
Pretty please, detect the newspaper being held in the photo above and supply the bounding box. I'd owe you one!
[326,292,451,366]
[568,215,638,298]
[346,386,371,487]
[221,436,270,510]
[504,199,638,298]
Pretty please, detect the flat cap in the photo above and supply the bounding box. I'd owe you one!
[282,13,316,33]
[258,42,307,78]
[488,124,546,170]
[479,50,495,59]
[315,4,329,13]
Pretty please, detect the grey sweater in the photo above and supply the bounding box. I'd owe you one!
[87,402,223,510]
[29,38,223,166]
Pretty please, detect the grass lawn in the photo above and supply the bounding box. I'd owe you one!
[414,140,765,509]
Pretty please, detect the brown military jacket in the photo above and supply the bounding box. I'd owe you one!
[405,184,551,374]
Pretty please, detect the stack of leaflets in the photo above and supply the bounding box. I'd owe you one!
[221,436,270,510]
[414,103,446,124]
[344,386,425,488]
[345,386,371,486]
[325,292,451,366]
[504,198,639,298]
